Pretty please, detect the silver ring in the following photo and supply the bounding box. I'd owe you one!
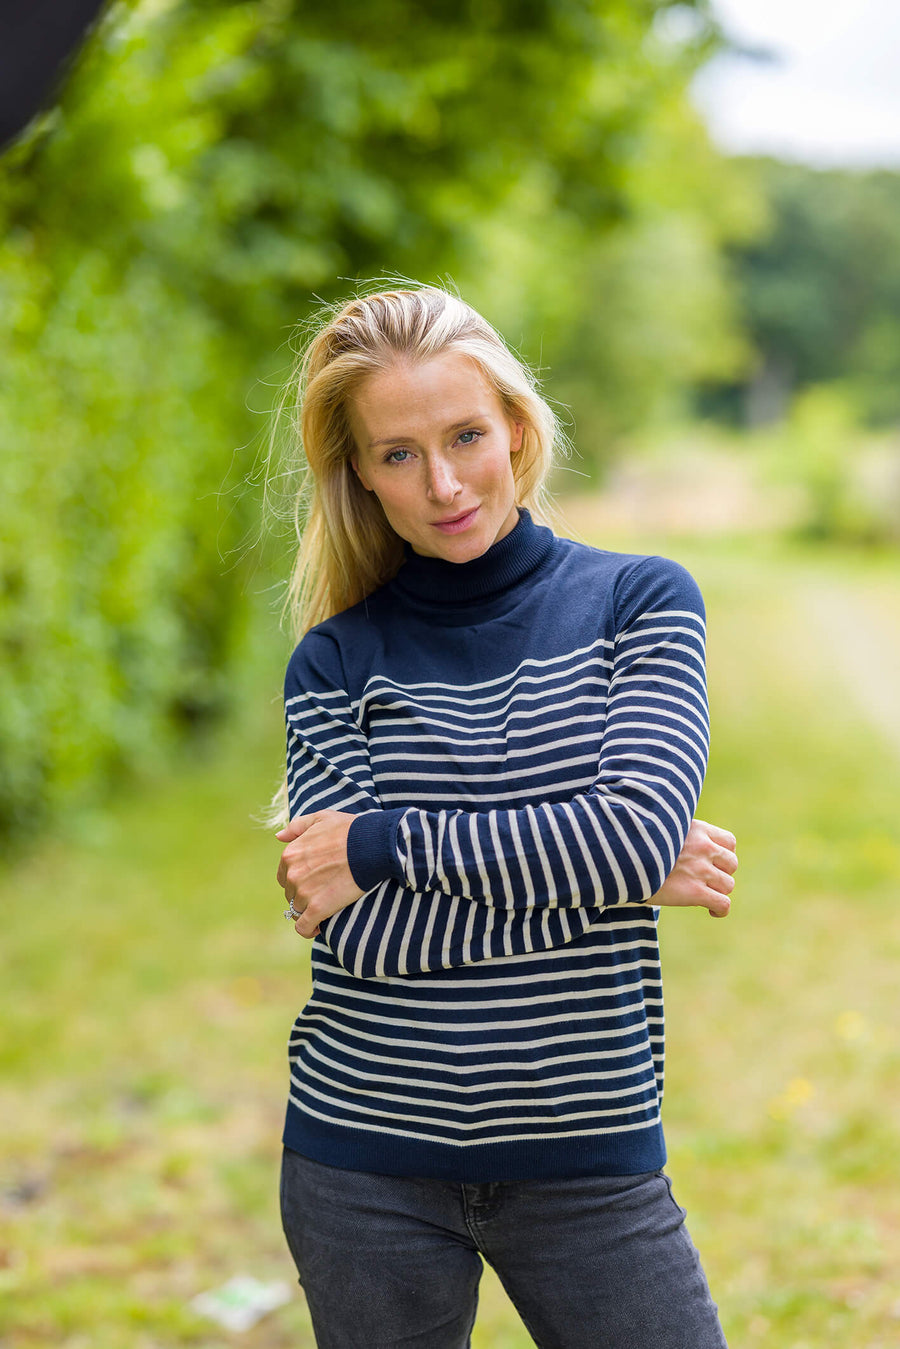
[283,899,301,921]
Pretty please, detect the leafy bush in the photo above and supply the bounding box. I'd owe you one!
[0,244,253,835]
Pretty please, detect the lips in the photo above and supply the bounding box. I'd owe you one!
[431,506,480,534]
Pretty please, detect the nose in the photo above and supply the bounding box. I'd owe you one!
[425,454,461,505]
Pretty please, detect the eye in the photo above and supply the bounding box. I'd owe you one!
[457,429,481,446]
[385,448,411,464]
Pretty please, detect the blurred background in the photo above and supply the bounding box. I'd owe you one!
[2,2,898,1346]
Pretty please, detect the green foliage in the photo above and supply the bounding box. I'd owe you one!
[464,89,760,469]
[736,386,900,545]
[711,158,900,427]
[766,386,873,542]
[0,243,252,835]
[1,0,736,839]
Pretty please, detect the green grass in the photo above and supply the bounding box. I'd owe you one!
[2,530,899,1347]
[658,535,900,1349]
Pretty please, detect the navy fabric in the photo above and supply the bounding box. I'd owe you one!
[281,510,709,1182]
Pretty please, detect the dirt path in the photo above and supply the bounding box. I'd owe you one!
[799,577,900,759]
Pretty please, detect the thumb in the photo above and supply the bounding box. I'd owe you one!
[276,813,318,843]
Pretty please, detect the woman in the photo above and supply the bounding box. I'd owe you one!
[272,285,737,1348]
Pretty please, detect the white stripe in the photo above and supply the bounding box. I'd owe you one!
[542,805,581,903]
[439,894,462,965]
[330,888,372,970]
[392,892,422,980]
[291,1064,657,1111]
[289,1079,659,1133]
[373,890,409,981]
[381,751,600,787]
[291,1023,660,1072]
[298,1038,658,1091]
[487,810,515,908]
[370,730,603,765]
[359,638,614,699]
[418,882,442,970]
[361,662,612,714]
[362,679,609,727]
[467,813,491,902]
[368,712,606,751]
[287,1093,660,1145]
[524,802,556,902]
[311,967,661,1013]
[289,781,371,814]
[297,990,660,1034]
[285,686,350,708]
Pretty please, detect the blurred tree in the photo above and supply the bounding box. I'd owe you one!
[0,0,741,838]
[699,159,900,428]
[459,33,760,472]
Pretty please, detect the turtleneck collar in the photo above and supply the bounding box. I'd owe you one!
[390,509,555,606]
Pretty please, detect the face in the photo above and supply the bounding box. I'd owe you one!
[347,351,524,562]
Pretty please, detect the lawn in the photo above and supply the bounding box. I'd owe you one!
[2,526,899,1348]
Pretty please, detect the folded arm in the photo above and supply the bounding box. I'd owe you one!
[277,560,732,973]
[344,560,708,906]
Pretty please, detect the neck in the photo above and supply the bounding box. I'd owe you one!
[391,509,555,605]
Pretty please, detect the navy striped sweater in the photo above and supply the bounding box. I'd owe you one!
[282,509,709,1181]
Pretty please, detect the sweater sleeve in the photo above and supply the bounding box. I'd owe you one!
[350,557,709,909]
[283,632,412,978]
[284,631,384,827]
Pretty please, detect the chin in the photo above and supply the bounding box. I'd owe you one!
[435,531,491,563]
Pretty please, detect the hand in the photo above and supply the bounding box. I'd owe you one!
[652,819,738,918]
[276,810,364,939]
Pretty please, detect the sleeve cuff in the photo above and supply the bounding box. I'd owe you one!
[347,809,407,892]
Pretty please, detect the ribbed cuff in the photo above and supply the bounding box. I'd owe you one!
[347,809,407,892]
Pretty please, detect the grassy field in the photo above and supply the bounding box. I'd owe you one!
[2,526,899,1348]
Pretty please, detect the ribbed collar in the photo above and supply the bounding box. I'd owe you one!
[390,509,555,606]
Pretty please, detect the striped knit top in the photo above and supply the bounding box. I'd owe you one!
[281,509,709,1182]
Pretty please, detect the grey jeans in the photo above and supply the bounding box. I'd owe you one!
[280,1147,728,1349]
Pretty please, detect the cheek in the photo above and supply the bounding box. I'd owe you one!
[485,444,518,491]
[367,475,415,521]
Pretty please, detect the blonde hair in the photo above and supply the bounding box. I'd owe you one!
[271,283,565,642]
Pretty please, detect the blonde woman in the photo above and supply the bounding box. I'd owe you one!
[273,285,736,1348]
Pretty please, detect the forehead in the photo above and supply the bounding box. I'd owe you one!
[348,352,500,441]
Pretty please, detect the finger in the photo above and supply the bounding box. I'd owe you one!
[276,847,300,887]
[706,893,731,918]
[707,868,736,895]
[275,814,318,843]
[711,844,739,875]
[704,823,737,851]
[295,913,319,939]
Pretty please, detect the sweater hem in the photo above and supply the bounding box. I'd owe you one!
[282,1105,666,1183]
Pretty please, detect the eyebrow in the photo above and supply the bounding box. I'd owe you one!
[368,414,488,450]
